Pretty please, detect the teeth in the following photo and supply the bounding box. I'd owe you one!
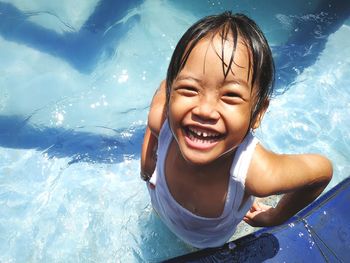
[188,133,217,144]
[188,127,219,139]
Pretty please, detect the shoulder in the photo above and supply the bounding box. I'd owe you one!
[148,80,167,137]
[245,143,333,197]
[244,143,277,197]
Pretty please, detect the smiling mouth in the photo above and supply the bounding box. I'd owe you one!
[184,126,224,149]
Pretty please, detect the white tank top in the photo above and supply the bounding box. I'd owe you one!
[147,120,257,248]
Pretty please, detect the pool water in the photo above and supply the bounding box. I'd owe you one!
[0,0,349,262]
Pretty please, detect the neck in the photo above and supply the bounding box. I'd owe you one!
[176,147,236,183]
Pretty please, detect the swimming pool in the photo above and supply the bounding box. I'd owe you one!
[0,0,349,262]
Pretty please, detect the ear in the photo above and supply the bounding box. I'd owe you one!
[252,99,269,130]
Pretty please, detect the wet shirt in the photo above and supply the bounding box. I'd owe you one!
[147,120,257,248]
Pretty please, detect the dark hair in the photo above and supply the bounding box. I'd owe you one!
[166,11,275,126]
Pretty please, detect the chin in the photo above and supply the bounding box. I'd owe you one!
[180,148,221,166]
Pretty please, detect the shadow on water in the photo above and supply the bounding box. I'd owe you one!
[164,233,280,263]
[0,115,145,164]
[1,0,349,78]
[0,0,350,165]
[273,0,350,91]
[0,0,142,73]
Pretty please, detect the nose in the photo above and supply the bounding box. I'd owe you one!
[192,96,220,122]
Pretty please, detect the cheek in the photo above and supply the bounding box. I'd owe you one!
[223,105,252,131]
[168,94,191,117]
[167,99,183,128]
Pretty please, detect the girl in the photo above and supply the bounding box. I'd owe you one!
[141,11,332,249]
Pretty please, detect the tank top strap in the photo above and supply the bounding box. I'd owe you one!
[231,132,258,183]
[228,132,258,216]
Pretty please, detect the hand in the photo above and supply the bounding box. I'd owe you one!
[243,201,277,227]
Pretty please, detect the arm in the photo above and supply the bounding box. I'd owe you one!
[140,80,167,180]
[244,144,333,226]
[141,126,158,180]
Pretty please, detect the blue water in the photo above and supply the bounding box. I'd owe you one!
[0,0,349,262]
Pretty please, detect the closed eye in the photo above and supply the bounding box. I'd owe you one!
[224,92,240,98]
[222,92,244,104]
[174,86,198,96]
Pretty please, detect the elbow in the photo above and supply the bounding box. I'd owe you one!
[326,160,333,183]
[319,156,333,186]
[309,156,333,192]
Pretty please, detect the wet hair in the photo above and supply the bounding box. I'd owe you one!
[166,11,275,127]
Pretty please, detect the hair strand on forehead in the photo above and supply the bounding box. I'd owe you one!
[223,21,238,79]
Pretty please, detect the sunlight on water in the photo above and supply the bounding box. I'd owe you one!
[1,0,99,33]
[258,24,350,189]
[0,0,349,262]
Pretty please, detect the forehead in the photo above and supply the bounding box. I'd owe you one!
[180,32,253,84]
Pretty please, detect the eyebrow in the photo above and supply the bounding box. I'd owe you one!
[175,74,250,91]
[175,75,201,83]
[223,78,250,90]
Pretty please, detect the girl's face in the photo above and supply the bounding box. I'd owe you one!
[168,33,256,166]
